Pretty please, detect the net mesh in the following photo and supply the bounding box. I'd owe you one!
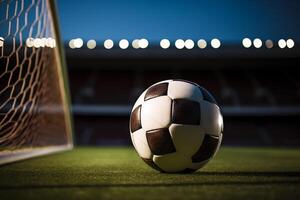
[0,0,72,152]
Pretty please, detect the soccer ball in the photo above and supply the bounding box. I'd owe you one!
[129,79,223,173]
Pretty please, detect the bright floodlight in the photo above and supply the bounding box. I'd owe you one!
[175,39,185,49]
[211,38,221,48]
[278,39,286,48]
[160,39,170,49]
[46,38,54,48]
[197,39,207,49]
[0,37,4,47]
[139,38,149,49]
[242,38,252,48]
[265,39,273,49]
[286,39,295,48]
[26,37,34,47]
[46,38,56,48]
[40,38,46,47]
[74,38,83,48]
[33,38,42,48]
[185,39,194,49]
[69,39,75,49]
[119,39,129,49]
[104,39,114,49]
[132,39,140,49]
[41,38,48,47]
[253,38,262,48]
[87,39,96,49]
[72,39,77,48]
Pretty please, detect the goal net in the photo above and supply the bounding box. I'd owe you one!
[0,0,73,164]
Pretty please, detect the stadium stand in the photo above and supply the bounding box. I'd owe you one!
[66,47,300,146]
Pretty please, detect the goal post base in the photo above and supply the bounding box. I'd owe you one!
[0,144,73,165]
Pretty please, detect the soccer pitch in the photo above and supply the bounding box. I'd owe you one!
[1,147,300,200]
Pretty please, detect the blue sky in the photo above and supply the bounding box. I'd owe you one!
[57,0,300,43]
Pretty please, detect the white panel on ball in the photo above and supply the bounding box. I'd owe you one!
[169,124,205,156]
[131,129,153,159]
[141,96,172,131]
[200,101,223,136]
[153,153,192,172]
[168,81,203,101]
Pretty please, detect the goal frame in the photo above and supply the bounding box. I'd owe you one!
[0,0,74,165]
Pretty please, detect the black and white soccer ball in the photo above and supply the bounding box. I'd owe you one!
[129,79,223,173]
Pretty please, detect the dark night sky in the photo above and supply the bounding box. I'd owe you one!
[57,0,300,43]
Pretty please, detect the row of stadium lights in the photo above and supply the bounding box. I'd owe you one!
[68,38,295,50]
[0,37,56,48]
[69,38,221,49]
[25,38,56,48]
[0,37,295,49]
[242,38,294,49]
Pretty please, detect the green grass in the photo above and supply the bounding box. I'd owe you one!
[1,146,300,200]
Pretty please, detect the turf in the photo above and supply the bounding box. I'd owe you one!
[0,147,300,200]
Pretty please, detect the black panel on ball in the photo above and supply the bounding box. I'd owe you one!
[192,134,219,163]
[144,82,169,101]
[172,99,201,125]
[146,128,176,155]
[130,105,142,132]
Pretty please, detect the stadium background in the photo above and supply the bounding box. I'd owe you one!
[1,1,300,199]
[56,0,300,147]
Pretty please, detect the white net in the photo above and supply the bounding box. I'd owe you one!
[0,0,72,161]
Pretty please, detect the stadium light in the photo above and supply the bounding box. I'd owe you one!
[33,38,42,48]
[265,39,273,49]
[26,37,34,47]
[253,38,262,48]
[197,39,207,49]
[46,38,54,48]
[104,39,114,49]
[242,38,251,48]
[185,39,194,49]
[73,38,83,48]
[139,38,149,49]
[119,39,129,49]
[0,37,4,47]
[175,39,185,49]
[211,38,221,48]
[160,39,170,49]
[278,39,286,48]
[68,39,75,49]
[87,39,96,49]
[132,39,140,49]
[40,38,46,47]
[49,38,56,48]
[286,39,294,48]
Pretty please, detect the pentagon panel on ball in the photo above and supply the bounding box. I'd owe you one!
[129,79,223,173]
